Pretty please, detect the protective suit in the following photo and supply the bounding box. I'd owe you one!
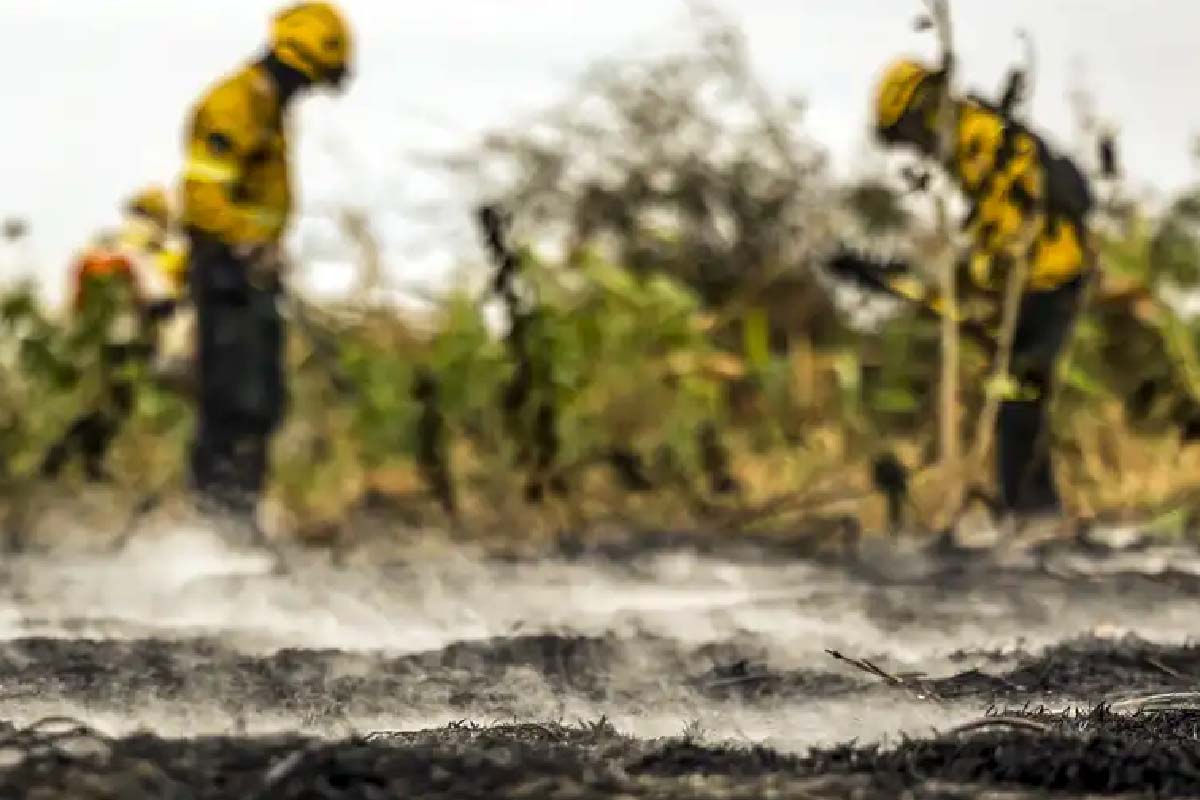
[179,2,353,519]
[42,187,190,481]
[870,57,1095,516]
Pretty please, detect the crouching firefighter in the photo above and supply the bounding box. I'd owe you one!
[860,57,1096,519]
[179,2,353,526]
[41,186,189,482]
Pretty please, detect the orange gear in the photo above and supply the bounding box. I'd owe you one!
[71,243,139,312]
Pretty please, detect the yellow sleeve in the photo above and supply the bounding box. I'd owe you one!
[181,78,278,246]
[157,241,190,295]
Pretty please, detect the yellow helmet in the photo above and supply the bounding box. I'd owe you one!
[271,2,352,88]
[872,57,935,133]
[126,186,171,229]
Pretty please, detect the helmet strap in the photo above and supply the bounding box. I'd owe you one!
[261,51,313,106]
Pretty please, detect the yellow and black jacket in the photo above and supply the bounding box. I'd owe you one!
[181,63,292,247]
[842,98,1095,334]
[950,97,1092,296]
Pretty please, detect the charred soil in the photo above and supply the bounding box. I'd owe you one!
[7,708,1200,799]
[2,534,1200,797]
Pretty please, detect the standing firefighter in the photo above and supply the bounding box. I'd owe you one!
[863,57,1095,518]
[179,3,352,528]
[41,186,188,482]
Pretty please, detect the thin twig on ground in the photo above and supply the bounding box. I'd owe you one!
[1145,657,1188,681]
[825,649,905,687]
[944,716,1055,736]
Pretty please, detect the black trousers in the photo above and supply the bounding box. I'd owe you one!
[187,233,285,517]
[995,276,1085,515]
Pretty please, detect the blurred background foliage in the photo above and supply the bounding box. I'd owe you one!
[2,9,1200,541]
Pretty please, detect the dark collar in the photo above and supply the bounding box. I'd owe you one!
[259,52,311,109]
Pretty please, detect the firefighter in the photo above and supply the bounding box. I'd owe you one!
[120,188,195,393]
[118,186,190,308]
[41,186,189,481]
[867,57,1095,518]
[178,2,353,528]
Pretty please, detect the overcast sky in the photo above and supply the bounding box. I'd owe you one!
[1,1,1197,306]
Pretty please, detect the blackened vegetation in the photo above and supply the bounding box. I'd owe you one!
[0,634,638,715]
[0,720,637,800]
[870,452,910,533]
[5,623,1200,796]
[800,707,1200,798]
[5,631,1200,721]
[690,656,860,701]
[0,719,813,800]
[475,204,565,504]
[10,707,1200,798]
[606,447,655,493]
[412,367,456,518]
[926,635,1200,703]
[691,634,1200,705]
[1098,131,1121,180]
[698,421,740,496]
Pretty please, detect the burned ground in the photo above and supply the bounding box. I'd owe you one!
[2,630,1199,718]
[0,529,1199,797]
[8,708,1200,799]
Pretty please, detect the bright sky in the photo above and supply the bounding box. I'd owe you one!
[1,0,1197,307]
